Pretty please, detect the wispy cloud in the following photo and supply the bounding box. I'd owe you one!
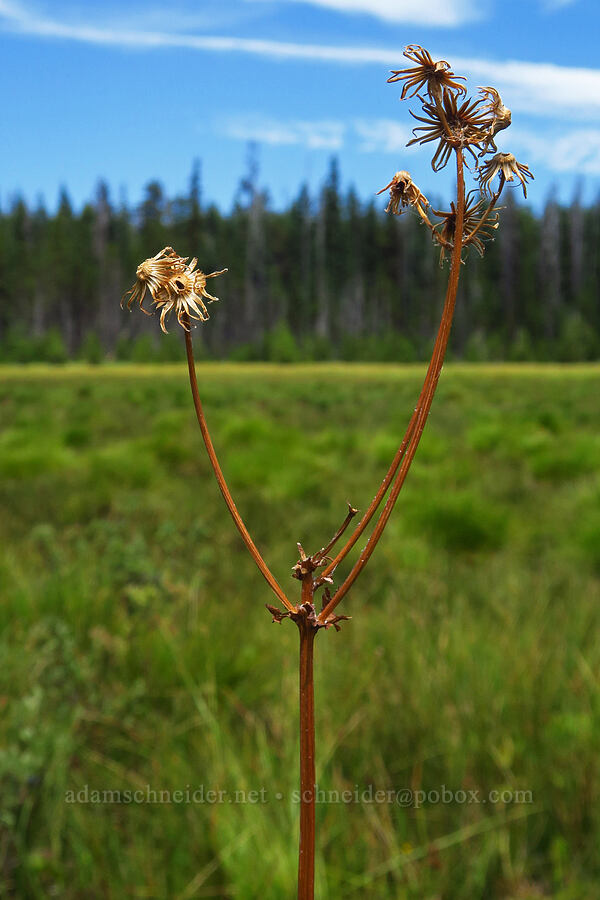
[510,127,600,176]
[222,113,600,178]
[221,116,415,153]
[222,115,345,150]
[221,115,412,154]
[452,55,600,119]
[353,119,410,153]
[1,1,600,119]
[246,0,482,27]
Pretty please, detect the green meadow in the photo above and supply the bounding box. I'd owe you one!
[1,363,599,899]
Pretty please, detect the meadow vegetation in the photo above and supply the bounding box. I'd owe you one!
[1,363,599,898]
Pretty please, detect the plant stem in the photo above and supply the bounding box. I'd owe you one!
[297,579,317,900]
[320,155,464,586]
[319,147,466,622]
[313,503,358,567]
[184,326,293,612]
[463,177,504,245]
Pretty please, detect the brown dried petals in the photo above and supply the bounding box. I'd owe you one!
[124,248,227,332]
[433,192,499,265]
[121,246,185,312]
[154,260,228,333]
[376,171,428,215]
[478,87,512,153]
[388,45,466,102]
[408,93,492,171]
[478,152,534,198]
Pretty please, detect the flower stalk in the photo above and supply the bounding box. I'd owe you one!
[320,148,465,622]
[184,323,293,612]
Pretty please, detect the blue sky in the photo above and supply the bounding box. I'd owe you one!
[1,0,599,214]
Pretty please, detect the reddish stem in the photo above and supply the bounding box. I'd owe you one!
[313,503,358,566]
[320,156,462,584]
[184,327,293,611]
[297,577,317,900]
[319,414,417,581]
[319,148,466,622]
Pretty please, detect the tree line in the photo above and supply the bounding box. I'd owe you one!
[1,154,599,363]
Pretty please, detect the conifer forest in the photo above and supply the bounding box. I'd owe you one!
[1,156,598,364]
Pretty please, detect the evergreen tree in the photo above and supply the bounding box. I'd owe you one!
[0,159,598,362]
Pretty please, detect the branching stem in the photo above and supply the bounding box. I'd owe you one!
[313,504,358,566]
[464,176,505,245]
[414,202,452,247]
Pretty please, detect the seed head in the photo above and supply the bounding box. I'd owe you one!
[376,171,428,216]
[124,249,228,332]
[388,45,466,102]
[121,247,186,313]
[153,260,228,333]
[478,87,512,154]
[478,152,534,198]
[408,92,492,171]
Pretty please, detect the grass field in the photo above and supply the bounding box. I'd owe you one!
[1,363,600,899]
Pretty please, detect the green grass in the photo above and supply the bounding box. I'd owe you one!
[1,362,600,899]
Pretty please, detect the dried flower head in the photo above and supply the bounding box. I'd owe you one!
[408,92,492,170]
[433,191,499,264]
[376,170,428,215]
[478,152,534,198]
[478,87,512,153]
[153,260,228,333]
[121,247,186,313]
[388,45,466,102]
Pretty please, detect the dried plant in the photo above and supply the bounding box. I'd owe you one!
[123,45,532,899]
[432,191,500,265]
[121,246,186,313]
[375,170,429,215]
[407,90,492,170]
[388,44,466,101]
[478,86,512,153]
[478,151,534,199]
[153,262,228,332]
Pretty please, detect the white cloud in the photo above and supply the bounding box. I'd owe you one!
[509,127,600,176]
[452,55,600,119]
[222,113,600,178]
[1,1,600,120]
[247,0,481,27]
[222,115,414,154]
[353,118,410,153]
[222,115,346,149]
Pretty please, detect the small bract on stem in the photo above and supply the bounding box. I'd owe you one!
[122,43,532,900]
